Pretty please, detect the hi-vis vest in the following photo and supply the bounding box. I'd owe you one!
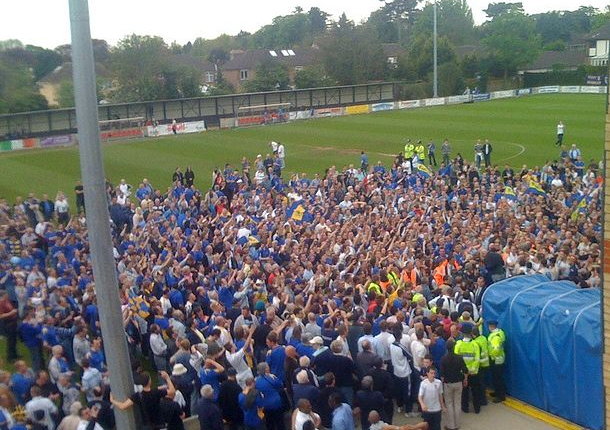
[404,144,415,158]
[455,338,480,374]
[488,329,506,365]
[415,144,425,159]
[474,335,490,368]
[388,271,400,286]
[368,282,382,295]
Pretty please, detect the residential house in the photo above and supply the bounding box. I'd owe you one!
[222,48,316,91]
[588,22,610,66]
[37,61,111,106]
[519,49,587,74]
[382,43,406,68]
[172,54,217,86]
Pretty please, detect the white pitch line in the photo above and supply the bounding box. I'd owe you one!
[497,142,526,162]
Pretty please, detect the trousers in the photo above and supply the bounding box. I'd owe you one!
[461,373,484,413]
[443,382,463,429]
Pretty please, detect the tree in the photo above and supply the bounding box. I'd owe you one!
[413,0,475,45]
[378,0,421,43]
[294,66,335,89]
[242,61,290,92]
[317,26,386,85]
[592,6,610,31]
[437,60,465,96]
[484,2,524,19]
[407,34,457,79]
[366,9,400,43]
[308,7,330,35]
[0,57,48,113]
[482,12,541,82]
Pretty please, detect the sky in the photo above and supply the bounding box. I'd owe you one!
[0,0,608,49]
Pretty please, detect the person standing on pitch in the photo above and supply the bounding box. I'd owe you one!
[427,141,437,167]
[487,321,506,403]
[556,121,564,146]
[483,139,492,168]
[441,139,451,166]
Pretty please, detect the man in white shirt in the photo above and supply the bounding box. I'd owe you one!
[389,325,414,416]
[277,142,285,168]
[373,321,393,364]
[25,386,58,430]
[418,367,444,430]
[556,121,564,146]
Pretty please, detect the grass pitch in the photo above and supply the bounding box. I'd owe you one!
[0,94,605,202]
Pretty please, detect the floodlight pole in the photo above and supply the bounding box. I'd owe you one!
[433,0,439,98]
[68,1,137,429]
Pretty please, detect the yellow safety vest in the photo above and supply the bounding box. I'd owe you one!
[474,335,490,368]
[455,338,480,375]
[388,271,399,286]
[367,282,382,296]
[488,329,506,365]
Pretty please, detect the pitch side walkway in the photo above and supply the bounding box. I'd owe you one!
[395,402,558,430]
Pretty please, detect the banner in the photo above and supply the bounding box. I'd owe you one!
[148,120,207,136]
[560,86,580,93]
[345,104,370,115]
[10,140,23,150]
[580,85,606,94]
[101,127,144,140]
[517,88,532,96]
[537,86,560,94]
[398,100,421,109]
[289,110,314,120]
[586,75,607,85]
[446,95,471,104]
[472,93,490,102]
[491,90,515,99]
[371,102,395,112]
[423,97,445,106]
[314,107,344,118]
[0,141,11,152]
[220,117,236,128]
[40,135,77,147]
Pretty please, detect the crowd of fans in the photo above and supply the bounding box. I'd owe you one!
[0,137,601,430]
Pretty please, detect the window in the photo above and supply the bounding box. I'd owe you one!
[281,50,290,56]
[240,69,249,80]
[205,72,216,83]
[294,66,304,72]
[387,56,398,64]
[269,50,278,57]
[287,49,296,56]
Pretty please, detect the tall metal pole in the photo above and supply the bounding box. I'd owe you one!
[68,1,137,429]
[433,0,439,98]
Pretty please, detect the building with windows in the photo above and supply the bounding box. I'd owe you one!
[221,48,316,91]
[588,22,610,66]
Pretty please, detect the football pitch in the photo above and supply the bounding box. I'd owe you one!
[0,93,605,201]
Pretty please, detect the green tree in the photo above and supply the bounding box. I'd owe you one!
[437,60,465,96]
[294,66,335,89]
[366,9,400,43]
[242,61,290,92]
[407,34,456,79]
[317,26,386,85]
[378,0,421,43]
[592,5,610,30]
[308,7,330,35]
[206,70,235,96]
[413,0,475,45]
[0,58,48,113]
[482,13,541,83]
[484,2,524,19]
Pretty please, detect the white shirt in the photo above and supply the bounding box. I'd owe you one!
[373,332,393,362]
[418,378,443,412]
[55,199,69,213]
[77,420,104,430]
[226,347,254,388]
[557,123,564,134]
[410,339,427,371]
[150,332,167,356]
[389,341,412,378]
[26,396,58,430]
[295,410,320,430]
[278,144,285,159]
[270,141,279,152]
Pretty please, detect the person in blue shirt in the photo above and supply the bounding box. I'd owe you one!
[239,377,264,430]
[198,358,225,402]
[360,152,369,173]
[11,361,34,405]
[255,362,285,430]
[265,332,286,382]
[330,392,355,430]
[18,309,43,372]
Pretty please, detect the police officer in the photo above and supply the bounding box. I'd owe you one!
[454,325,483,413]
[472,326,489,406]
[415,141,426,164]
[404,139,415,171]
[487,320,506,403]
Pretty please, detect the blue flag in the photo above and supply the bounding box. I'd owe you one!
[286,201,314,223]
[526,179,547,197]
[415,163,432,178]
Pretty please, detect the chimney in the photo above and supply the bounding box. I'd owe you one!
[229,49,245,61]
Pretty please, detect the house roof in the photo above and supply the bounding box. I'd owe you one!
[38,62,111,84]
[171,54,216,72]
[522,49,587,71]
[382,43,406,57]
[223,48,317,70]
[588,22,610,41]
